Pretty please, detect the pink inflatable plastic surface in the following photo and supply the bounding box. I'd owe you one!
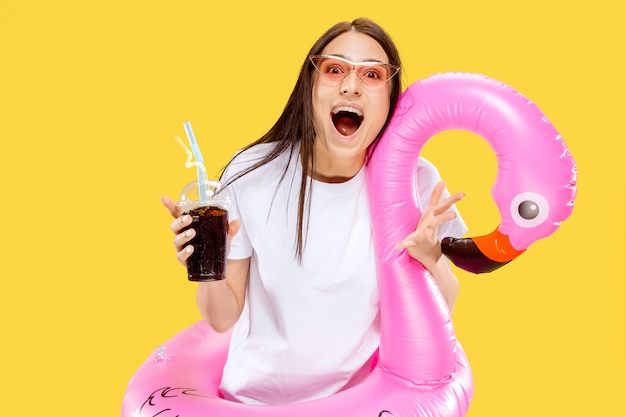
[121,73,576,417]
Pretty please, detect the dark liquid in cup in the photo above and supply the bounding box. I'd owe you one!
[182,205,228,282]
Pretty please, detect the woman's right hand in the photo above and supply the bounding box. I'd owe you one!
[160,196,240,267]
[160,195,195,266]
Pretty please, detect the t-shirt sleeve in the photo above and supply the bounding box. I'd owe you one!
[415,157,468,240]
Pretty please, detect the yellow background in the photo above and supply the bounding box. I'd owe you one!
[1,0,624,416]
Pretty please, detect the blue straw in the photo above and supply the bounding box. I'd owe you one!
[183,121,209,201]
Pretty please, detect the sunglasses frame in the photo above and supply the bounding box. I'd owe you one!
[309,54,400,86]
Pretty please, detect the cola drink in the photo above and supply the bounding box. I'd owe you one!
[178,180,233,282]
[182,205,228,281]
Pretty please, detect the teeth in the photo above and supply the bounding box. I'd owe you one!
[332,106,363,117]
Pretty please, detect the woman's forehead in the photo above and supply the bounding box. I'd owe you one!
[321,32,389,63]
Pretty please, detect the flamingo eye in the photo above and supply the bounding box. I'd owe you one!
[518,200,539,220]
[510,192,549,228]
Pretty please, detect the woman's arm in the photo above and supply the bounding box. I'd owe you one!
[396,180,464,311]
[421,255,459,311]
[196,257,250,332]
[161,195,249,332]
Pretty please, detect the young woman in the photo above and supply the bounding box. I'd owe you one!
[161,18,467,405]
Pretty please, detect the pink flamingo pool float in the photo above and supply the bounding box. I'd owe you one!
[121,72,577,417]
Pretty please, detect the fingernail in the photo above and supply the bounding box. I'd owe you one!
[181,215,188,223]
[185,246,192,253]
[185,230,193,237]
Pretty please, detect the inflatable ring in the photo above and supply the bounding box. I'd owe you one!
[121,73,576,417]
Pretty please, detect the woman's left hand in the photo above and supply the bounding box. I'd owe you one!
[396,181,465,271]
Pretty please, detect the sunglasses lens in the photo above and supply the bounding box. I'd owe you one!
[311,56,397,86]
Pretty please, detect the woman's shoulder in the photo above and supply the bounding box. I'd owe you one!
[223,142,298,183]
[229,143,278,166]
[416,156,438,173]
[414,156,442,184]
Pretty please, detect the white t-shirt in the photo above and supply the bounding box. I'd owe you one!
[218,143,467,405]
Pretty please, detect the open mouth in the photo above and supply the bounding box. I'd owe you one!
[331,106,363,137]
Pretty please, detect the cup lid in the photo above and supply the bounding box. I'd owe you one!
[178,180,233,208]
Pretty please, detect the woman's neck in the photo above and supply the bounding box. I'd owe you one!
[306,153,365,183]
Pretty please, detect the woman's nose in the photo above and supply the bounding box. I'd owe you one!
[340,71,362,96]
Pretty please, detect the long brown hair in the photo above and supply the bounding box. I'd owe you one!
[222,18,403,261]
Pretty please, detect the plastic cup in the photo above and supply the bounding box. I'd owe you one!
[178,180,233,282]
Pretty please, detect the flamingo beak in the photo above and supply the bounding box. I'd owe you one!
[440,227,525,274]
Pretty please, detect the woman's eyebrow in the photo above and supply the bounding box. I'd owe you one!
[325,54,386,64]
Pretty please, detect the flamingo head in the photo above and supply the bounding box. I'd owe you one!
[442,136,577,274]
